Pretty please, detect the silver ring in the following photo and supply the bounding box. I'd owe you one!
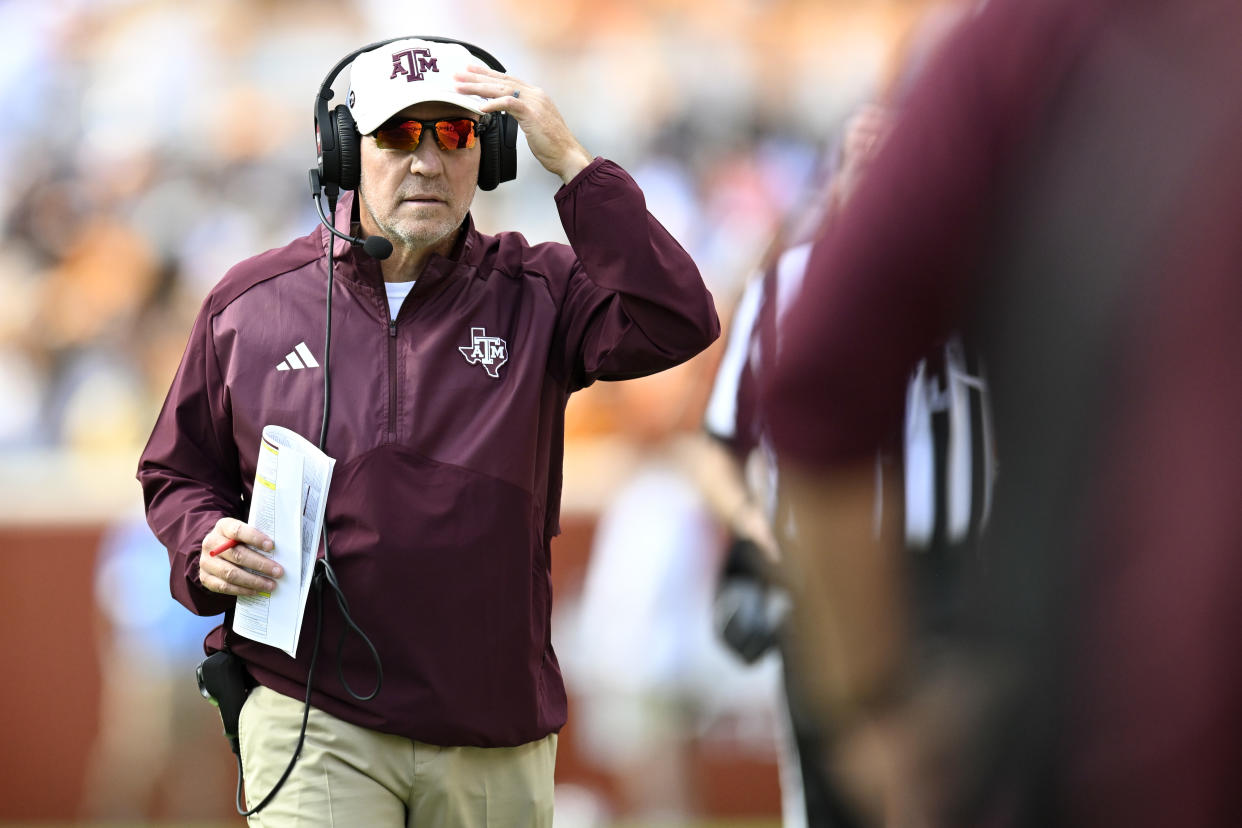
[512,89,520,99]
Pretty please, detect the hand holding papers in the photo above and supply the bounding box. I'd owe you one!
[232,425,335,657]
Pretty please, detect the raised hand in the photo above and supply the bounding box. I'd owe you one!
[455,65,593,185]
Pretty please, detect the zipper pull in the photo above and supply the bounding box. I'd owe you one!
[389,319,397,337]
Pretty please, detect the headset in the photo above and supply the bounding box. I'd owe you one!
[314,35,519,194]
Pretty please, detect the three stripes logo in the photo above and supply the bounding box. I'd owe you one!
[276,342,320,372]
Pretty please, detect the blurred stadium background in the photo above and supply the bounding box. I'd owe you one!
[0,0,951,824]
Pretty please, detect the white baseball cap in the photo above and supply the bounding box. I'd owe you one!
[347,39,487,135]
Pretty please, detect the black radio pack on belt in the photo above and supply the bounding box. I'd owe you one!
[196,649,253,757]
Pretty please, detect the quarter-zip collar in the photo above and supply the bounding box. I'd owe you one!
[318,189,483,310]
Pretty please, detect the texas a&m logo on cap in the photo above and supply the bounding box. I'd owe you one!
[391,48,438,82]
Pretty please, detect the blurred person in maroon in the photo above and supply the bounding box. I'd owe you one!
[761,1,1242,826]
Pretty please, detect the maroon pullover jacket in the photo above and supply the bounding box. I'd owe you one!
[138,158,719,747]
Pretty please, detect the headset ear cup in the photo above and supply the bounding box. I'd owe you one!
[497,113,518,186]
[316,97,340,187]
[333,105,361,191]
[477,114,518,191]
[478,116,502,191]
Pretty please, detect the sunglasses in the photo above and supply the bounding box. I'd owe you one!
[372,117,482,152]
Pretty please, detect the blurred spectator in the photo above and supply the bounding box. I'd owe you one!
[0,0,895,475]
[564,360,785,824]
[81,509,226,819]
[763,0,1242,825]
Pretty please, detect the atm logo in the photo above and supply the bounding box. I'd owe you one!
[458,327,508,379]
[391,49,438,82]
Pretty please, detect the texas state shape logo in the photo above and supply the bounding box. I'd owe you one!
[458,327,508,378]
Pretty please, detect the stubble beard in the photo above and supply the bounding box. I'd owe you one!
[360,192,458,252]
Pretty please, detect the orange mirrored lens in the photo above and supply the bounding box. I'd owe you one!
[374,119,478,151]
[434,119,478,150]
[374,121,422,151]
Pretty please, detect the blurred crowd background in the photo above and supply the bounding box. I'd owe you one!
[0,0,957,824]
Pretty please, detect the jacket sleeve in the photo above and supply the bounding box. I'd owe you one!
[136,299,243,617]
[550,158,720,390]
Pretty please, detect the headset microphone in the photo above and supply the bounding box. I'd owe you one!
[361,235,393,259]
[308,169,393,260]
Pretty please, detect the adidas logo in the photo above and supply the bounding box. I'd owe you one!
[276,342,320,372]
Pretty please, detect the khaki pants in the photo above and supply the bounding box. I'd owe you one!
[238,685,557,827]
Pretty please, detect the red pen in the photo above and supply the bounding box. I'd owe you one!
[209,538,240,557]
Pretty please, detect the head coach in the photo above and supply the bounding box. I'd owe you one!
[137,35,719,826]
